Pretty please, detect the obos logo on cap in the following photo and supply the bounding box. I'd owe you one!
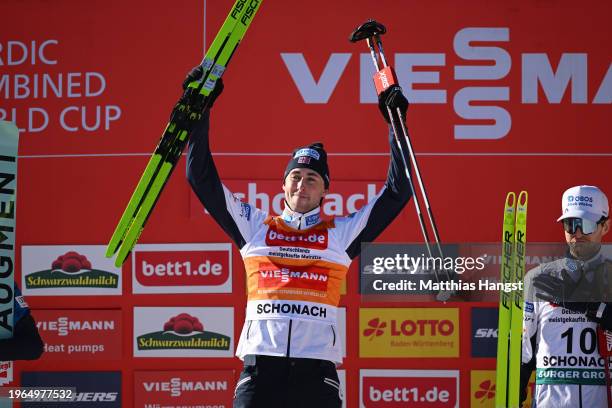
[557,185,609,223]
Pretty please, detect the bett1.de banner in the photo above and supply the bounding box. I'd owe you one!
[2,0,611,407]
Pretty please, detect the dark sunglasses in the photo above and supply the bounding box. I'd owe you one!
[562,217,601,235]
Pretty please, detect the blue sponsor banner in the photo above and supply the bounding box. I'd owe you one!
[471,307,498,358]
[21,371,120,407]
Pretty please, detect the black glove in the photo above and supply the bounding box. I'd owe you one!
[182,65,224,109]
[533,270,589,312]
[183,65,204,90]
[378,85,408,124]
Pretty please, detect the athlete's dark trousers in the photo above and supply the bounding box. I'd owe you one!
[233,354,342,408]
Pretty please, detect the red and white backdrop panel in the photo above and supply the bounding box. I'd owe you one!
[3,0,610,406]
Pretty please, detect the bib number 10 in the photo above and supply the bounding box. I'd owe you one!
[561,327,598,354]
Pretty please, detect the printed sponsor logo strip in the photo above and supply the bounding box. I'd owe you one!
[35,309,121,360]
[20,371,121,407]
[471,370,535,406]
[21,245,121,296]
[265,225,329,250]
[247,300,336,324]
[133,307,234,358]
[132,243,232,294]
[470,370,496,407]
[359,308,459,357]
[471,307,498,358]
[360,369,459,407]
[257,262,329,292]
[134,370,234,407]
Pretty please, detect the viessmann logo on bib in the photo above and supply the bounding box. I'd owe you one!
[258,262,329,292]
[265,225,328,250]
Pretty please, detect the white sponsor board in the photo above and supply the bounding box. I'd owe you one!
[21,245,121,296]
[133,307,234,358]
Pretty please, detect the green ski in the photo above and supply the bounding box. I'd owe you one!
[496,192,516,408]
[496,191,528,407]
[106,0,262,267]
[509,191,528,406]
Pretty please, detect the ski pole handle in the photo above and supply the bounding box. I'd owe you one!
[349,19,397,95]
[373,66,398,95]
[348,19,386,43]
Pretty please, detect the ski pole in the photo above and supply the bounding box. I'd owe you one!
[349,20,451,288]
[349,21,432,259]
[598,327,612,407]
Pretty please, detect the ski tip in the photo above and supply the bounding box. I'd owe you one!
[505,191,516,208]
[518,190,528,207]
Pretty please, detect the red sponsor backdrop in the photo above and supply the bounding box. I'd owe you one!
[363,375,457,407]
[34,309,122,361]
[4,0,611,406]
[133,370,234,407]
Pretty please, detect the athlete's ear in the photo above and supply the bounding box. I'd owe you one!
[318,190,328,206]
[602,218,610,236]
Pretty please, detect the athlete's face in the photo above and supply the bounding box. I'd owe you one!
[564,218,610,260]
[282,168,327,213]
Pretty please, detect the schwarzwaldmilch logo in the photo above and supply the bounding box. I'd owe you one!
[137,313,230,351]
[474,380,495,402]
[363,318,386,340]
[25,251,119,289]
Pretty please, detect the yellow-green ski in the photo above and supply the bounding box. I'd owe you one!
[496,191,528,407]
[496,192,516,408]
[509,191,528,407]
[107,0,263,267]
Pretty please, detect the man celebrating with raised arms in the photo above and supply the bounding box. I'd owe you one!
[186,71,413,407]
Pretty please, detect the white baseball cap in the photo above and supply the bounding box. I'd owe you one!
[557,185,609,223]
